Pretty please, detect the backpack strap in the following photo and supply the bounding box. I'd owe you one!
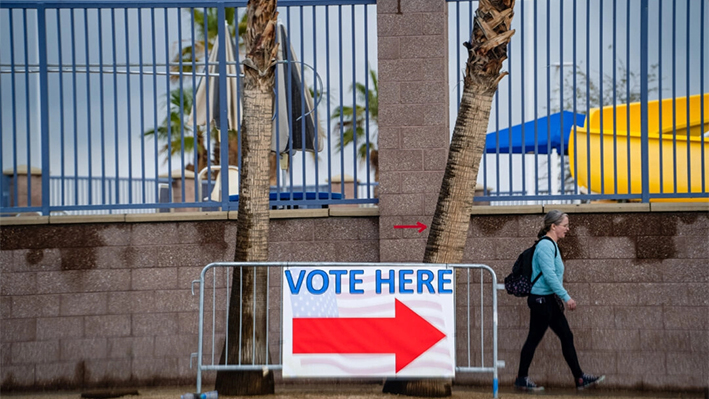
[531,271,543,285]
[531,236,558,286]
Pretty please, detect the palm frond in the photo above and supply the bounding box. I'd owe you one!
[168,135,196,156]
[334,126,368,154]
[358,142,374,161]
[330,67,379,179]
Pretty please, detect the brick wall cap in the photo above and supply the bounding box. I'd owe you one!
[269,209,329,219]
[49,214,126,224]
[158,169,196,179]
[329,207,380,217]
[0,215,49,225]
[3,203,705,226]
[3,165,42,176]
[125,211,228,222]
[650,202,709,212]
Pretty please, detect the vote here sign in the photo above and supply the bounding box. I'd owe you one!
[282,266,455,378]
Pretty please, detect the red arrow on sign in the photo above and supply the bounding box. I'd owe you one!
[292,299,446,372]
[393,221,427,233]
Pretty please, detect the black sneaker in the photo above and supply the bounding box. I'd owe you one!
[514,376,544,392]
[576,373,605,390]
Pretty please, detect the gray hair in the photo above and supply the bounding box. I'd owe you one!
[537,209,568,238]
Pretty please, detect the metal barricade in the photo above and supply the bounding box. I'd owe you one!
[191,262,502,398]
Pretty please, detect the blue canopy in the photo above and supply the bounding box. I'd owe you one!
[484,111,586,154]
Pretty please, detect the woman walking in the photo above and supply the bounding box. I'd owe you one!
[514,210,605,391]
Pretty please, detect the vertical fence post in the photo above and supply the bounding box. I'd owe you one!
[38,5,51,215]
[197,267,206,393]
[217,3,230,210]
[640,0,650,202]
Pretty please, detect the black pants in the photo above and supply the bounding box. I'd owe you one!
[518,294,583,380]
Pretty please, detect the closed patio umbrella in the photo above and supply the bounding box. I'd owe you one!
[272,23,323,156]
[188,28,239,133]
[187,23,322,159]
[187,23,323,200]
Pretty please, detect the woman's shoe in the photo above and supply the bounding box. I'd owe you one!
[576,373,605,390]
[514,376,544,392]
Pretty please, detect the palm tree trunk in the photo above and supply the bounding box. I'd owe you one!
[214,0,278,395]
[424,88,496,264]
[383,0,515,396]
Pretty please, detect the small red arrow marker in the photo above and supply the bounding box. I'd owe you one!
[292,299,446,373]
[393,221,427,233]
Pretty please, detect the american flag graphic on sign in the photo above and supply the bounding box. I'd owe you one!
[283,266,455,378]
[290,269,339,318]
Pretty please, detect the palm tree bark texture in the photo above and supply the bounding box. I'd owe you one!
[383,0,515,396]
[214,0,278,395]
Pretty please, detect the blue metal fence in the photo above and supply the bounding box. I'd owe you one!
[449,0,707,204]
[49,176,170,215]
[2,0,706,216]
[0,0,378,215]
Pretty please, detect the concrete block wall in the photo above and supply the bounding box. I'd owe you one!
[0,217,380,390]
[1,223,212,389]
[2,210,707,391]
[454,211,708,391]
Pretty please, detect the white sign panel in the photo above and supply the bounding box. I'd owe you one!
[282,266,455,378]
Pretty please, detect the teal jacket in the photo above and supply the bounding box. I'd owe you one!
[530,237,570,302]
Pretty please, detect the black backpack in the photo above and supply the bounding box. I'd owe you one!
[504,236,557,297]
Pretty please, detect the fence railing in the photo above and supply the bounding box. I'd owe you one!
[2,0,706,216]
[0,173,378,215]
[0,0,378,215]
[191,262,501,397]
[449,0,708,204]
[48,175,168,214]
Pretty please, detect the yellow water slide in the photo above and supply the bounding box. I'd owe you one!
[569,94,709,201]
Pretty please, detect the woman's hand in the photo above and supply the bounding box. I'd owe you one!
[566,298,577,311]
